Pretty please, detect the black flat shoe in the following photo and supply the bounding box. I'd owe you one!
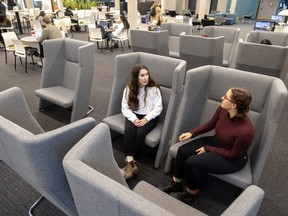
[170,189,200,204]
[160,180,183,194]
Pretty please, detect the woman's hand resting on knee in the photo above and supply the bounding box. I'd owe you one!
[179,132,192,141]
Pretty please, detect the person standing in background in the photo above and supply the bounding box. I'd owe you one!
[149,2,163,25]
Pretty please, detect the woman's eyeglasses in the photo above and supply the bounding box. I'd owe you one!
[223,94,234,103]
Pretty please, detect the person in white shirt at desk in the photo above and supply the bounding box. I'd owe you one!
[107,14,129,49]
[37,16,62,66]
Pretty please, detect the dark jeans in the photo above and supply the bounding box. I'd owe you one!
[39,42,44,58]
[124,114,158,159]
[174,136,248,190]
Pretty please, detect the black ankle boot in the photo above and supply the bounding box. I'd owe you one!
[161,180,183,194]
[171,189,200,204]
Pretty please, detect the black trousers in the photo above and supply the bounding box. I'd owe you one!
[39,42,44,58]
[174,136,248,190]
[124,114,158,159]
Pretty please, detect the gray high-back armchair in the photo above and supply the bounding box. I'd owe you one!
[179,33,225,70]
[161,22,193,58]
[130,29,169,56]
[0,87,96,215]
[234,41,288,81]
[35,38,95,123]
[103,52,186,168]
[247,31,288,46]
[164,66,288,189]
[202,26,240,67]
[63,123,265,216]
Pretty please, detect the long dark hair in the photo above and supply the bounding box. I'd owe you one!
[120,14,130,29]
[231,88,252,120]
[127,64,159,111]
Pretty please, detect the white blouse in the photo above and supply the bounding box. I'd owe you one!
[121,86,163,123]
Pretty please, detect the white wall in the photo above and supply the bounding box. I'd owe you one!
[217,0,228,13]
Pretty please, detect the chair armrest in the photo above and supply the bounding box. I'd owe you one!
[221,185,264,216]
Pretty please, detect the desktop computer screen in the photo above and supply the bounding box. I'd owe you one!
[270,15,285,23]
[254,20,275,31]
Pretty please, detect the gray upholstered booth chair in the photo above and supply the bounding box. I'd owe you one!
[234,41,288,81]
[130,29,169,56]
[0,87,96,215]
[63,123,203,216]
[63,123,265,216]
[103,52,186,168]
[35,38,95,123]
[246,31,288,46]
[160,22,193,58]
[202,26,240,67]
[179,33,225,70]
[164,65,288,189]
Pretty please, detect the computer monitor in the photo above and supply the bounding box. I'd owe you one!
[254,20,275,31]
[270,15,285,23]
[35,29,43,38]
[98,21,107,29]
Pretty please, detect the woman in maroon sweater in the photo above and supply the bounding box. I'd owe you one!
[163,88,254,203]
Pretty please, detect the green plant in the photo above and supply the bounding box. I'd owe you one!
[63,0,97,10]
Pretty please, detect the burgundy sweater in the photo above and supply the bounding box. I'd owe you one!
[190,106,254,159]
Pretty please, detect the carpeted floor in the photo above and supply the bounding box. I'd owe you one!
[0,21,288,216]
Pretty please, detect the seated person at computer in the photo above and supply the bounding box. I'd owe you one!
[107,15,129,48]
[64,6,81,31]
[37,16,62,66]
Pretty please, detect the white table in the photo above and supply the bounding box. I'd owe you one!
[21,36,39,43]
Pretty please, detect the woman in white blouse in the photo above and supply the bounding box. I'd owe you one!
[121,64,163,179]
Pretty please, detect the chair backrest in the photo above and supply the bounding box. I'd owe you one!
[130,29,169,56]
[11,39,26,56]
[118,28,129,40]
[63,123,175,216]
[0,87,97,216]
[89,27,103,39]
[202,26,240,67]
[63,17,72,28]
[2,32,18,49]
[106,52,186,167]
[179,33,224,70]
[169,65,288,186]
[40,38,95,122]
[247,31,288,46]
[161,22,193,58]
[235,41,288,80]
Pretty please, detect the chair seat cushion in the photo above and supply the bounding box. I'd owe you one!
[35,86,75,108]
[169,139,252,189]
[103,113,163,148]
[211,160,252,189]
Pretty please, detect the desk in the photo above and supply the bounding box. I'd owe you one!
[12,10,24,34]
[21,36,39,43]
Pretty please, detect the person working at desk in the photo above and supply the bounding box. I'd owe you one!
[64,6,81,31]
[107,14,129,50]
[37,16,62,66]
